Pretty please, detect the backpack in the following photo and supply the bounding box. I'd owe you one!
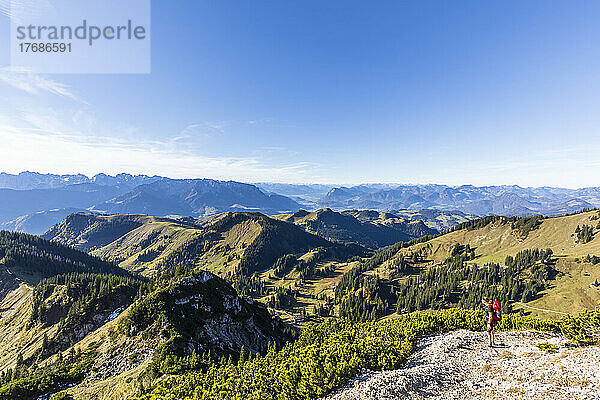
[492,300,502,321]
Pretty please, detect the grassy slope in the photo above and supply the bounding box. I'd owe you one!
[51,302,148,400]
[516,257,600,318]
[393,210,600,317]
[257,257,360,322]
[76,213,331,278]
[5,297,148,400]
[56,269,297,399]
[0,259,130,374]
[400,211,600,264]
[66,361,147,400]
[89,215,264,276]
[91,219,204,274]
[0,285,57,372]
[43,214,151,252]
[0,280,151,399]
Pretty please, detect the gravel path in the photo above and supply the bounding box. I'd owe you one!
[324,330,600,400]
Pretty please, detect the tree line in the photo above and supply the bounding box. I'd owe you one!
[335,246,557,322]
[0,230,123,278]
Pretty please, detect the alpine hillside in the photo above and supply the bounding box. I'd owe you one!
[43,212,362,278]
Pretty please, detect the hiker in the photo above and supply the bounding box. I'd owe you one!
[482,297,499,346]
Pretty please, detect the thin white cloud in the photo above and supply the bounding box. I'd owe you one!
[180,122,226,138]
[0,0,55,23]
[247,117,274,125]
[0,0,10,18]
[0,114,323,182]
[0,67,85,103]
[2,105,597,187]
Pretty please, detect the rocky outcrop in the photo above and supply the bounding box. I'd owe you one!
[325,330,600,400]
[0,268,20,302]
[123,270,294,358]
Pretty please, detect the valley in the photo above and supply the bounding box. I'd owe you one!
[3,2,598,399]
[34,208,600,324]
[0,187,599,399]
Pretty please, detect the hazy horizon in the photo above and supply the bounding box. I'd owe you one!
[2,169,600,190]
[2,2,600,187]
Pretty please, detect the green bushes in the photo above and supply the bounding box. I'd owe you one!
[559,308,600,344]
[3,306,598,399]
[576,224,595,244]
[335,247,558,322]
[511,215,544,238]
[536,342,559,353]
[583,254,600,265]
[0,346,98,399]
[137,308,600,400]
[0,230,124,279]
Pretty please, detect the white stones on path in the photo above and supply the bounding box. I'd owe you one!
[325,330,600,400]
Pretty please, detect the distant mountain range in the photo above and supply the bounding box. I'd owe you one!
[0,172,302,234]
[91,178,300,217]
[0,172,599,235]
[0,171,162,190]
[258,183,599,217]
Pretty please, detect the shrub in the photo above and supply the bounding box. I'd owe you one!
[536,342,559,354]
[137,307,600,400]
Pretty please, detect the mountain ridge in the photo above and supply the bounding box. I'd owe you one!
[275,208,436,248]
[43,211,360,277]
[0,232,296,400]
[318,184,600,215]
[0,175,304,235]
[91,178,301,218]
[3,172,600,236]
[0,171,161,190]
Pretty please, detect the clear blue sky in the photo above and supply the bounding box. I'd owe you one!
[1,1,599,187]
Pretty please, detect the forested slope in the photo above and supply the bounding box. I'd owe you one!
[276,208,436,248]
[45,212,362,278]
[328,211,600,322]
[0,230,125,284]
[0,268,296,400]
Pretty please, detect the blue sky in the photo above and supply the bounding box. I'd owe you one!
[0,1,599,187]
